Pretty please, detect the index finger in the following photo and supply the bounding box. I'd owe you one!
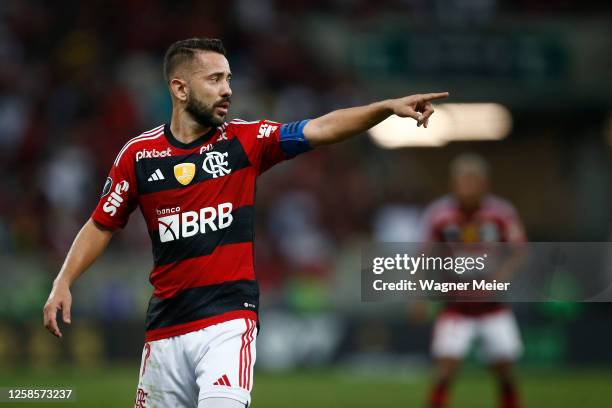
[420,92,449,102]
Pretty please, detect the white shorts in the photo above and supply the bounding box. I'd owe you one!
[135,318,257,408]
[431,310,522,362]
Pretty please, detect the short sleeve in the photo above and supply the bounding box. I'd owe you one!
[231,119,312,174]
[500,204,527,243]
[91,149,138,230]
[419,204,438,242]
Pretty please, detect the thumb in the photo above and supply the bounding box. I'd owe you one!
[400,108,422,122]
[62,301,72,324]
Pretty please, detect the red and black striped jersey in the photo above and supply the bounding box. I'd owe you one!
[91,119,310,341]
[420,195,526,316]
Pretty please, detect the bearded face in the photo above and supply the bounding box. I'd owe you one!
[171,51,233,128]
[185,91,227,128]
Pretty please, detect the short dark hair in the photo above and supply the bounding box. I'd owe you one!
[163,38,226,83]
[450,153,490,179]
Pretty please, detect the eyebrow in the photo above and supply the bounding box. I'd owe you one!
[197,70,232,78]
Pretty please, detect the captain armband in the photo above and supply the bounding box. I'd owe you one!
[279,120,312,156]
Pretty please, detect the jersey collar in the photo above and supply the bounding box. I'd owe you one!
[164,123,217,149]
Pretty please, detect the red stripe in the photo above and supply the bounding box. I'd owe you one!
[243,319,254,389]
[238,319,249,388]
[145,310,257,342]
[150,242,254,298]
[244,319,254,389]
[139,166,256,230]
[245,321,255,390]
[141,343,151,376]
[441,305,507,317]
[219,376,227,386]
[232,122,284,175]
[222,375,231,387]
[113,128,164,166]
[241,320,249,388]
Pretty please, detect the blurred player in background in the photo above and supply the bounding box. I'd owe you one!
[42,37,448,408]
[420,154,525,408]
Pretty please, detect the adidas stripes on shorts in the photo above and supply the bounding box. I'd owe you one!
[135,318,257,408]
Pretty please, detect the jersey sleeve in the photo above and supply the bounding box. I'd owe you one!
[90,148,138,230]
[419,205,438,242]
[232,119,312,174]
[419,199,449,243]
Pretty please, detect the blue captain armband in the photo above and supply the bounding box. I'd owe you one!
[279,119,312,156]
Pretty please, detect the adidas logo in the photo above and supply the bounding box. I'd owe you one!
[147,169,165,182]
[213,374,231,387]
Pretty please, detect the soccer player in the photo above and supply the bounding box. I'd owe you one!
[421,154,525,408]
[42,37,448,408]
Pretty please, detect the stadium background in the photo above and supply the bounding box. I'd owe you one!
[1,0,611,406]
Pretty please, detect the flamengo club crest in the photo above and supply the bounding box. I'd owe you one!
[202,151,231,178]
[174,163,196,186]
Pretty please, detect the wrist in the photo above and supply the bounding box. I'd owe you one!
[53,277,71,289]
[376,99,395,116]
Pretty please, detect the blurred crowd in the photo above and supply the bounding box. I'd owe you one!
[1,0,611,313]
[1,1,612,372]
[0,1,450,273]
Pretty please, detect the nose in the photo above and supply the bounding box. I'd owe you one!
[221,80,232,98]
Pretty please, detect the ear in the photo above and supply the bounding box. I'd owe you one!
[169,78,188,102]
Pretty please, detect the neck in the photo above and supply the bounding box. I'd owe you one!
[170,108,212,144]
[458,199,482,214]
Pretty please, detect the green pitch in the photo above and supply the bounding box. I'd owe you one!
[1,365,610,407]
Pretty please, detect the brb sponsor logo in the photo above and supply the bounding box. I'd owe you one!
[157,203,233,242]
[156,206,180,216]
[136,147,172,162]
[102,180,129,216]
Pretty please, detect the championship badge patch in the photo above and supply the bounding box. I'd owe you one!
[174,163,196,186]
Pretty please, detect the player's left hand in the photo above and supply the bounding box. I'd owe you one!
[390,92,450,128]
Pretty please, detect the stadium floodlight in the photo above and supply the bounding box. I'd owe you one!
[368,103,512,148]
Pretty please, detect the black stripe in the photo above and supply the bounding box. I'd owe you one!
[145,280,259,330]
[150,205,254,265]
[135,137,252,195]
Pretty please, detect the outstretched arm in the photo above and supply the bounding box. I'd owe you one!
[303,92,449,147]
[43,218,114,338]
